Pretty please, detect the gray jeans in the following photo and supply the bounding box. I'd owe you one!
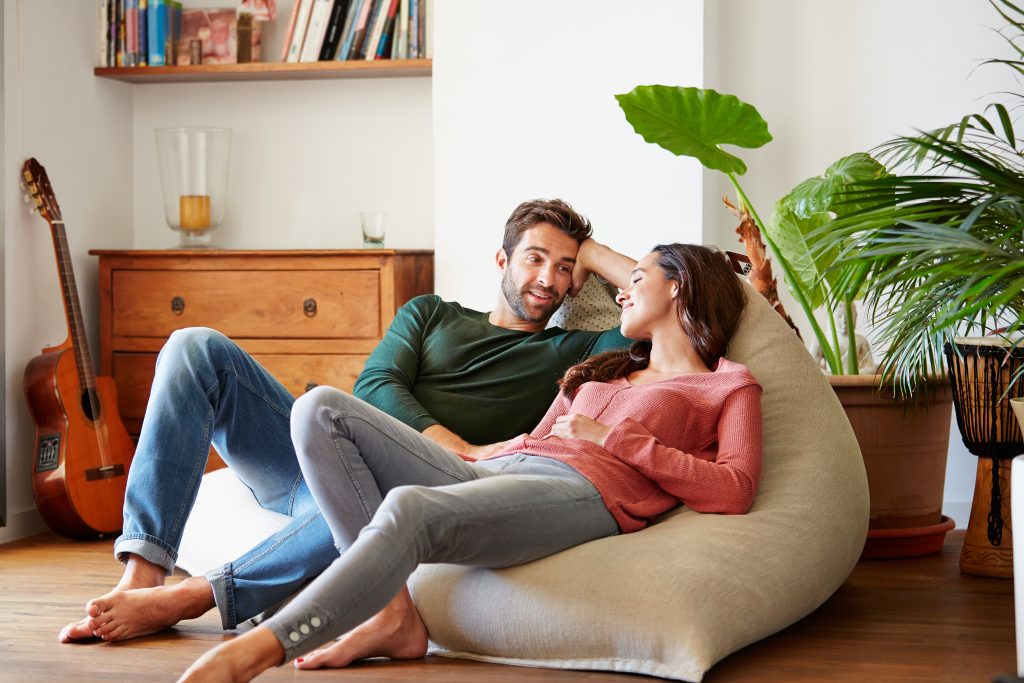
[261,386,619,662]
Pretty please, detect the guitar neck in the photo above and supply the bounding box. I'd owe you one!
[50,220,96,391]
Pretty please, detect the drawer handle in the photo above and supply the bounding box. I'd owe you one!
[303,298,317,317]
[305,382,318,393]
[171,296,185,315]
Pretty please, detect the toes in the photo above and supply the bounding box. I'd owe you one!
[86,598,109,618]
[60,618,99,643]
[87,612,114,631]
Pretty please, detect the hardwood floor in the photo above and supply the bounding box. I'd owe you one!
[0,530,1014,682]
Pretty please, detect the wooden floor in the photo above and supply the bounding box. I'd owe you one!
[0,531,1015,682]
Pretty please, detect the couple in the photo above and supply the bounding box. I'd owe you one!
[61,199,763,682]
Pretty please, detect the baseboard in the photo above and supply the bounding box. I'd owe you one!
[0,507,47,545]
[942,501,971,529]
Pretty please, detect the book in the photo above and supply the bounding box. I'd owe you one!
[346,0,376,60]
[361,0,388,60]
[285,0,316,63]
[335,0,362,61]
[416,0,425,58]
[125,0,137,67]
[147,0,166,66]
[167,1,182,65]
[407,0,416,60]
[423,0,431,58]
[279,0,303,61]
[138,0,148,66]
[299,0,332,62]
[98,0,108,67]
[318,0,348,61]
[374,0,398,60]
[394,0,407,59]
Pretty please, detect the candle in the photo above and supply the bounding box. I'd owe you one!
[180,195,211,231]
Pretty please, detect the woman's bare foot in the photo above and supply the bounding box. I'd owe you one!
[294,588,427,670]
[177,626,284,683]
[59,554,169,642]
[83,576,215,642]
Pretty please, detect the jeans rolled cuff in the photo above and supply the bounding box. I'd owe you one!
[113,534,177,574]
[206,563,238,630]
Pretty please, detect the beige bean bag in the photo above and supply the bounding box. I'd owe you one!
[407,282,869,681]
[178,282,868,682]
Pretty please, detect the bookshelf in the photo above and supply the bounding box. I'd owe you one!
[94,58,432,83]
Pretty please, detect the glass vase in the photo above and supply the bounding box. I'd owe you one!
[155,127,232,248]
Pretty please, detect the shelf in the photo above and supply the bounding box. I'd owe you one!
[94,59,431,83]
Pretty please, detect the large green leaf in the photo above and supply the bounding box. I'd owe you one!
[785,153,888,218]
[615,86,772,175]
[767,203,837,310]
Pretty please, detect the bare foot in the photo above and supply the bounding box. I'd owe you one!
[84,576,215,642]
[178,626,284,683]
[59,554,169,643]
[294,588,427,670]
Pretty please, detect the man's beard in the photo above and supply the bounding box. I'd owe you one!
[501,271,564,323]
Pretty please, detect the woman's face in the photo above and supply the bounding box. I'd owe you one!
[616,251,679,340]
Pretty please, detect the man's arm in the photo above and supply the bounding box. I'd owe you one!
[571,238,636,294]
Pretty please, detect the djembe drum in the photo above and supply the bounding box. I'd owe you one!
[944,338,1024,578]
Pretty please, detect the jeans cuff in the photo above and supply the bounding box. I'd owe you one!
[263,606,333,663]
[206,563,238,630]
[113,534,177,574]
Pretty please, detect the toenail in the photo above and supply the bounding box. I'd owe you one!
[289,631,300,642]
[310,617,321,627]
[299,624,310,634]
[296,658,304,663]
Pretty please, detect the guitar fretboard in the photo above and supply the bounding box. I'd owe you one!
[51,220,96,392]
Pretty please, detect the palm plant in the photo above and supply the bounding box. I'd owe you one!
[818,0,1024,395]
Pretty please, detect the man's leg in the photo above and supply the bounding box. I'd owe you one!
[63,327,336,641]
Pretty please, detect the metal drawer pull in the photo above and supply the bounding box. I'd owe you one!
[303,298,317,317]
[305,382,318,393]
[171,296,185,315]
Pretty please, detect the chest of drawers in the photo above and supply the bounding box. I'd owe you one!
[90,249,434,448]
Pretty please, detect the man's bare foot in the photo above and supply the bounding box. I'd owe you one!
[59,554,169,643]
[83,576,215,642]
[177,626,284,683]
[294,588,427,670]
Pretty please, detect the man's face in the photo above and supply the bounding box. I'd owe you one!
[498,223,580,324]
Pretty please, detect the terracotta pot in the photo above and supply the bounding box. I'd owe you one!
[829,374,953,559]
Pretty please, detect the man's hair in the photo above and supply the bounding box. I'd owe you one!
[502,199,593,256]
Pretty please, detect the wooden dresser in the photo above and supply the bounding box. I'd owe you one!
[90,249,434,448]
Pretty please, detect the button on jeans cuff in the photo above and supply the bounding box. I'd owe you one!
[265,611,331,663]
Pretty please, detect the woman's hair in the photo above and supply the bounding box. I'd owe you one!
[559,243,745,396]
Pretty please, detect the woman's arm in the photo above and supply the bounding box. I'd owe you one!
[601,385,764,514]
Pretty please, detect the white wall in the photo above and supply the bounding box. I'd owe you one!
[130,0,433,249]
[432,0,704,310]
[1,0,134,543]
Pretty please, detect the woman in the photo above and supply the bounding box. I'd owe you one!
[178,244,763,682]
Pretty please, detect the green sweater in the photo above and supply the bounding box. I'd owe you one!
[353,294,629,444]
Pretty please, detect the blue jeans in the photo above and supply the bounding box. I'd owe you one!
[261,386,619,662]
[114,327,339,629]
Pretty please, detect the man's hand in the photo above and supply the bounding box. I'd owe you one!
[423,425,526,461]
[462,435,527,461]
[569,239,598,297]
[547,414,611,446]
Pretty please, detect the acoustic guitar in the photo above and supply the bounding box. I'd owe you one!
[22,158,135,538]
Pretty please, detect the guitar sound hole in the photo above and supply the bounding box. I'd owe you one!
[81,388,102,421]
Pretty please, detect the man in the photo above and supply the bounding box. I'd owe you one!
[60,198,636,660]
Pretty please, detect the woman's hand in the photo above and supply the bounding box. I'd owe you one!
[548,414,611,446]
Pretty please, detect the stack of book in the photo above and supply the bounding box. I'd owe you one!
[282,0,433,63]
[97,0,184,68]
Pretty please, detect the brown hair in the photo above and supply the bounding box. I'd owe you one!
[559,244,745,396]
[502,198,593,256]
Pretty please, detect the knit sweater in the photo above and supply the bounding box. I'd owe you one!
[481,358,764,533]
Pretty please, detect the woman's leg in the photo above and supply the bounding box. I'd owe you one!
[264,456,617,665]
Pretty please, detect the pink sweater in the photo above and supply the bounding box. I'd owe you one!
[482,358,764,533]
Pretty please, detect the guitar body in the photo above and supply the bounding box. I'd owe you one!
[24,343,135,538]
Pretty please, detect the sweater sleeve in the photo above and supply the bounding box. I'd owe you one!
[353,296,439,433]
[600,383,763,514]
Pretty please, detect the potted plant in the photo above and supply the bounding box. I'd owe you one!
[614,86,954,558]
[806,0,1024,575]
